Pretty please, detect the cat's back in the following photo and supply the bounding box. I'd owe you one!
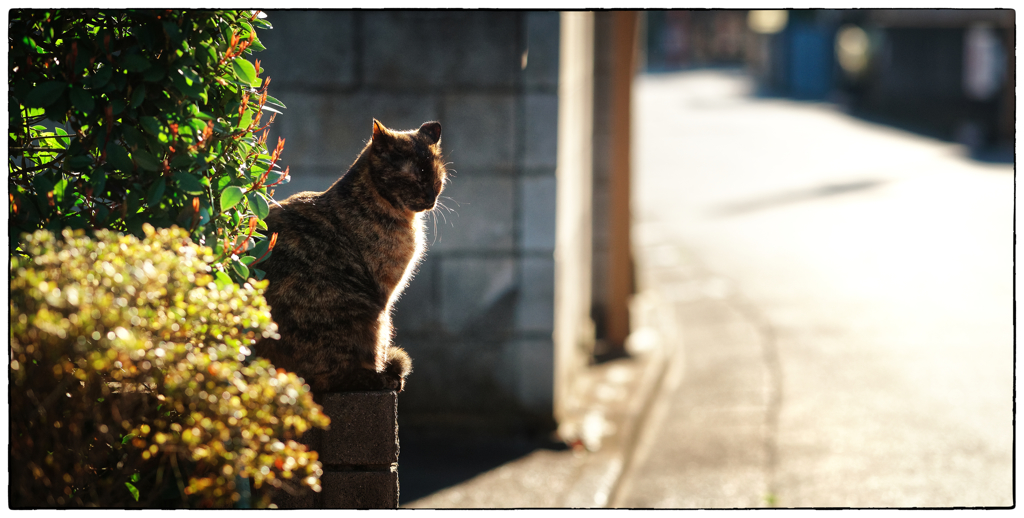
[262,186,384,306]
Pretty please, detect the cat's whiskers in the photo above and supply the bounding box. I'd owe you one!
[439,195,461,207]
[430,209,440,245]
[434,203,450,225]
[435,199,460,227]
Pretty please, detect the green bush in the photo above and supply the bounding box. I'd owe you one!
[8,9,287,283]
[9,225,330,507]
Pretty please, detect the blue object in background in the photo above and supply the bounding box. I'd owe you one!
[788,23,834,99]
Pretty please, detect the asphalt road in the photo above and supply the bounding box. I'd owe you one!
[615,70,1013,508]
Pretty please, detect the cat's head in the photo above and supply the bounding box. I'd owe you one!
[367,119,447,213]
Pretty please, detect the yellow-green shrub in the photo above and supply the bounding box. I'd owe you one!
[9,225,329,507]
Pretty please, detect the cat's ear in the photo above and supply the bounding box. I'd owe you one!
[372,119,390,143]
[418,121,441,144]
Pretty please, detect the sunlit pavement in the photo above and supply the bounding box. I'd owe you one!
[614,69,1013,508]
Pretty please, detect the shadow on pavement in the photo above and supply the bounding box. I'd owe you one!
[711,178,887,217]
[398,429,568,505]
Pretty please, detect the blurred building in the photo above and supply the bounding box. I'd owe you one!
[646,9,1014,154]
[644,10,747,71]
[258,11,636,437]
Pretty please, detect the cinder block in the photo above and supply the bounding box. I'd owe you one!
[520,176,557,251]
[441,94,517,171]
[363,12,520,89]
[512,338,555,412]
[321,471,399,509]
[270,92,439,171]
[266,167,337,201]
[437,12,521,89]
[391,253,437,333]
[258,11,356,90]
[440,256,517,333]
[516,256,555,333]
[318,391,399,466]
[362,12,437,88]
[431,176,516,252]
[524,12,561,91]
[523,93,559,169]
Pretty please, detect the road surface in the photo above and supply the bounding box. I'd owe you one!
[615,70,1013,508]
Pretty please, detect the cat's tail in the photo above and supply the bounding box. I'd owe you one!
[384,346,412,392]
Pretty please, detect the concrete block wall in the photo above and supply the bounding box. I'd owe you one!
[258,11,561,433]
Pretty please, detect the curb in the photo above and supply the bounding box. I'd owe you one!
[559,289,678,508]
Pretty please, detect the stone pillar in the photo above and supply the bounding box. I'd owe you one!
[273,391,399,509]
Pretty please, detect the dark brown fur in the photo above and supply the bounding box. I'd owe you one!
[254,120,447,394]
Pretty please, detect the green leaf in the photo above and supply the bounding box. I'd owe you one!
[53,177,69,205]
[69,87,95,113]
[110,98,126,116]
[23,81,67,108]
[231,58,257,86]
[94,204,109,224]
[239,21,256,38]
[214,270,233,289]
[265,169,288,186]
[88,64,114,88]
[237,109,253,130]
[106,143,134,172]
[139,116,163,137]
[195,43,217,67]
[247,192,269,220]
[121,126,143,148]
[264,95,286,109]
[230,258,250,279]
[174,172,206,195]
[170,154,193,169]
[90,169,107,196]
[66,154,93,171]
[216,175,232,190]
[125,482,140,502]
[249,236,273,265]
[248,38,266,53]
[146,179,166,207]
[130,84,146,108]
[171,68,203,99]
[121,54,151,73]
[134,148,160,172]
[162,21,183,45]
[221,186,245,211]
[32,171,56,200]
[54,128,70,149]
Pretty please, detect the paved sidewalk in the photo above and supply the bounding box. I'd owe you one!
[615,70,1012,508]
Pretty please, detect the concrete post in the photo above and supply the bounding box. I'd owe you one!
[272,391,399,509]
[553,10,596,426]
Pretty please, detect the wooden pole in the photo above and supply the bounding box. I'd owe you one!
[605,11,638,351]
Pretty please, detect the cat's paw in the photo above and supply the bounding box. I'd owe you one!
[384,346,412,392]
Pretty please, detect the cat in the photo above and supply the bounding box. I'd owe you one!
[253,119,446,394]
